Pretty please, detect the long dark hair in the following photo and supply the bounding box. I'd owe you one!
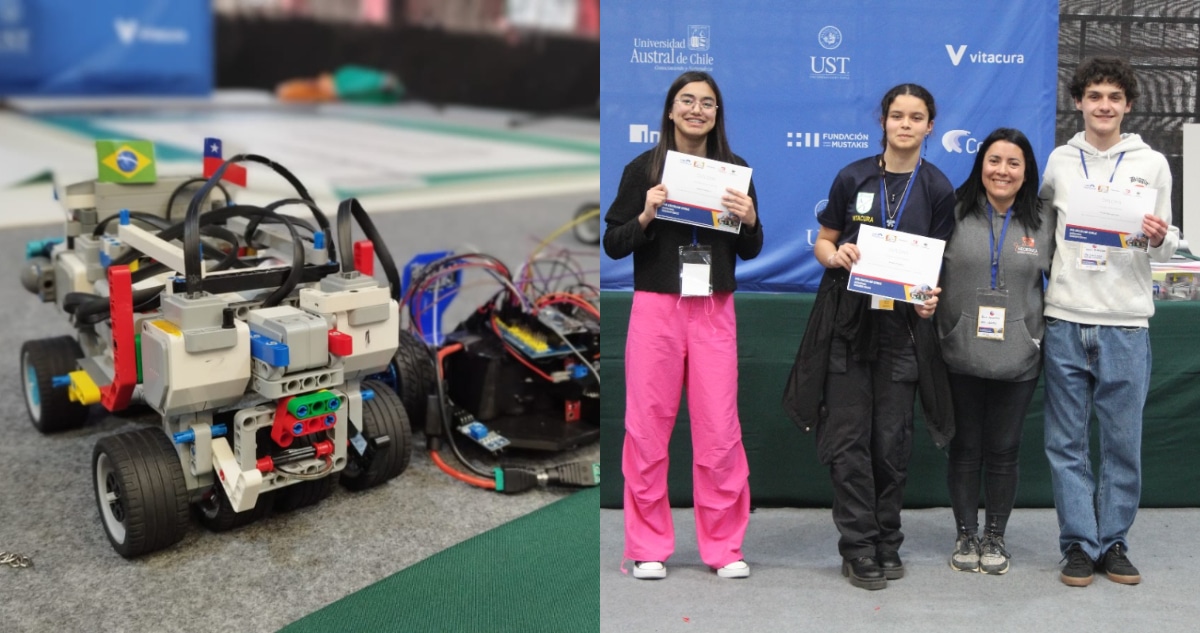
[954,127,1043,230]
[647,71,733,182]
[878,83,937,151]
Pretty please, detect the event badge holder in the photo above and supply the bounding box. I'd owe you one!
[680,228,712,297]
[658,150,752,234]
[976,204,1012,341]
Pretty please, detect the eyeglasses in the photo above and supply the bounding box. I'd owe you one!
[675,97,718,111]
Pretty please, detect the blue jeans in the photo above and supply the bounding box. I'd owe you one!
[1042,318,1151,560]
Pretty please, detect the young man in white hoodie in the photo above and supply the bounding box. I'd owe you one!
[1039,56,1178,588]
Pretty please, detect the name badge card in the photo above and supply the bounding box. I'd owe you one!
[848,227,945,304]
[659,150,752,234]
[1065,181,1156,251]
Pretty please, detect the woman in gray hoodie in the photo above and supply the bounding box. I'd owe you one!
[937,128,1054,575]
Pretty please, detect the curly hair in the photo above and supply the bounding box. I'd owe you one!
[1069,56,1140,105]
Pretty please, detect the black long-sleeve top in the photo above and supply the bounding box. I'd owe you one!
[603,149,763,293]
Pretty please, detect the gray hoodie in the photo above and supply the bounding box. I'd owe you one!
[938,197,1056,381]
[1039,132,1178,327]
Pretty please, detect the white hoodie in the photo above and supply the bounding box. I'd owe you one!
[1040,132,1178,327]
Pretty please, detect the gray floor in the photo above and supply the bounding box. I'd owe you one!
[0,191,600,633]
[601,506,1200,632]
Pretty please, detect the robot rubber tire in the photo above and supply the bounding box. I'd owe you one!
[93,428,190,558]
[20,336,91,433]
[340,380,412,491]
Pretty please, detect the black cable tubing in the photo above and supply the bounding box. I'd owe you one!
[163,177,232,222]
[336,197,402,300]
[184,154,335,297]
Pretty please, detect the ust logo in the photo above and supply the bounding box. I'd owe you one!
[941,129,980,154]
[688,25,710,51]
[810,25,849,79]
[818,26,842,50]
[946,44,968,66]
[629,124,659,144]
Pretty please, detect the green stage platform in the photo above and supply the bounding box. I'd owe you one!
[600,292,1200,509]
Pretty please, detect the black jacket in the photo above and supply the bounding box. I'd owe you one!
[782,268,955,459]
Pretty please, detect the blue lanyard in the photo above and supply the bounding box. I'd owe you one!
[692,226,698,245]
[878,159,921,229]
[1079,149,1124,183]
[987,203,1013,290]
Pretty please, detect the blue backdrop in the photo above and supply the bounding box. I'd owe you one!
[0,0,211,96]
[600,0,1059,293]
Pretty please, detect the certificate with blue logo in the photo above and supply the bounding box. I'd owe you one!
[658,150,752,234]
[848,228,946,304]
[1065,181,1156,251]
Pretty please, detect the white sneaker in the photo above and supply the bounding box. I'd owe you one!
[632,561,666,579]
[716,560,750,578]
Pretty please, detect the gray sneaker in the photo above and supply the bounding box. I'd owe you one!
[950,531,980,572]
[979,533,1010,575]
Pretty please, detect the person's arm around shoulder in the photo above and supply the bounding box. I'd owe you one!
[603,158,664,260]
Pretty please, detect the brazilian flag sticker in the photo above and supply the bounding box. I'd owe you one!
[96,140,157,183]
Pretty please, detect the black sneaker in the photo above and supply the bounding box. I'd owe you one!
[978,533,1010,575]
[1100,543,1141,585]
[1060,543,1094,587]
[950,531,980,572]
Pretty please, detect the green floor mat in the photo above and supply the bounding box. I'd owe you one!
[280,487,600,633]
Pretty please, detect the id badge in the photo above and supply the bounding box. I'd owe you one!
[976,288,1008,340]
[679,244,713,297]
[1078,244,1108,271]
[870,295,894,310]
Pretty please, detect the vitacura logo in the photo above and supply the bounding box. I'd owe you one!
[945,43,1025,66]
[114,18,189,45]
[811,25,849,79]
[941,129,980,154]
[631,27,713,70]
[818,26,842,50]
[629,124,660,144]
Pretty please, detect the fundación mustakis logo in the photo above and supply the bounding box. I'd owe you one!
[811,25,849,79]
[787,131,869,149]
[945,44,1025,66]
[630,25,714,69]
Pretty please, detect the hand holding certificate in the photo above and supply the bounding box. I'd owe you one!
[658,150,753,234]
[1064,181,1157,250]
[847,227,946,304]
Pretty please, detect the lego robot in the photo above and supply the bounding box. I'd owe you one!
[19,159,412,557]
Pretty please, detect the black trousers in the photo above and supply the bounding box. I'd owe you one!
[820,313,917,559]
[946,372,1039,536]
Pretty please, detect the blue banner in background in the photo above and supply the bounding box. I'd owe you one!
[600,0,1058,293]
[0,0,211,96]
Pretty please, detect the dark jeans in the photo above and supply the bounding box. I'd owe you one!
[821,312,917,559]
[946,372,1039,536]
